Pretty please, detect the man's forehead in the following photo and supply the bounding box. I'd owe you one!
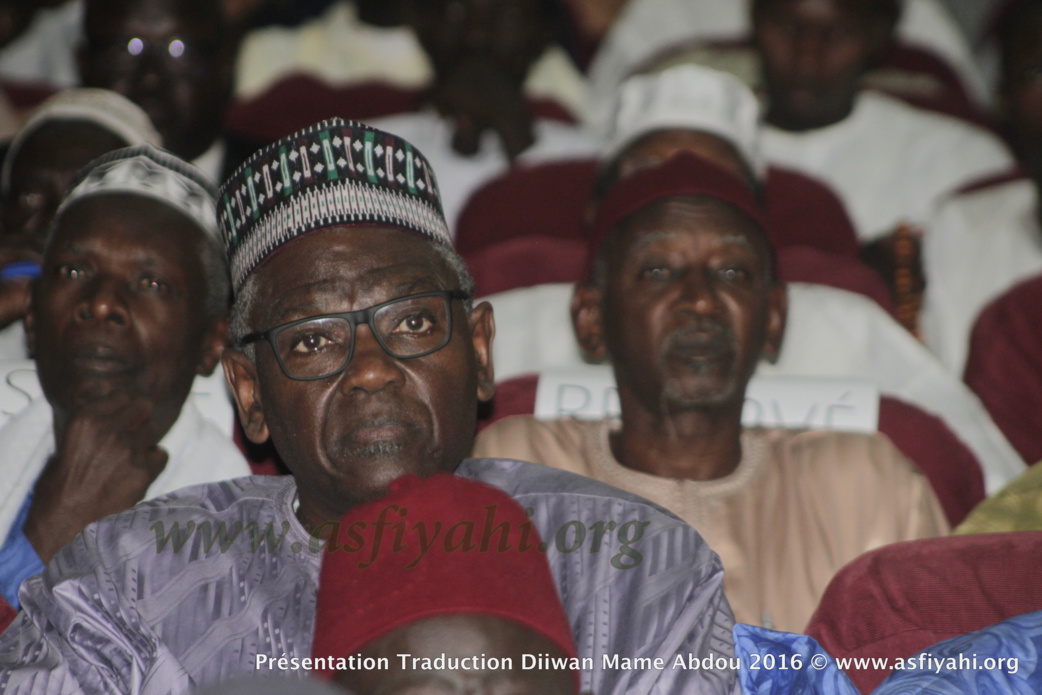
[249,227,454,310]
[621,196,763,242]
[87,0,222,37]
[52,194,200,248]
[759,0,884,17]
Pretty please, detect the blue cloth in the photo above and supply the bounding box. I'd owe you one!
[734,623,859,695]
[874,610,1042,695]
[734,611,1042,695]
[0,493,42,611]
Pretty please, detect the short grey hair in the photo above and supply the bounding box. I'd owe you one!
[229,237,475,362]
[198,232,232,321]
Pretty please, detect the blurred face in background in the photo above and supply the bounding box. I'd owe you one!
[2,120,128,251]
[752,0,897,131]
[79,0,235,162]
[999,5,1042,185]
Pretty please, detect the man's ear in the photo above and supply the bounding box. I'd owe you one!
[23,300,35,359]
[196,316,230,376]
[468,301,496,402]
[75,42,93,84]
[761,283,788,364]
[865,7,899,63]
[222,349,269,444]
[571,282,608,362]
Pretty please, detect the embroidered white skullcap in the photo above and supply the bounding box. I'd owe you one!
[53,144,218,240]
[603,63,766,178]
[219,118,450,293]
[2,87,162,195]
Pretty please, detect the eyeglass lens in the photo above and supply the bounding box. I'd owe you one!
[273,294,454,379]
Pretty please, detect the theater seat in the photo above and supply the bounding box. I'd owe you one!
[963,274,1042,466]
[805,532,1042,693]
[776,246,895,319]
[227,74,582,146]
[876,397,984,526]
[0,595,14,634]
[455,159,596,256]
[455,159,861,259]
[226,74,426,143]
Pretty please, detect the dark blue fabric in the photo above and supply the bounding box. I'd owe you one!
[0,492,42,611]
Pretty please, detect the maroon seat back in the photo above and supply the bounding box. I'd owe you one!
[776,246,896,317]
[805,532,1042,693]
[0,595,15,634]
[878,396,985,526]
[963,274,1042,465]
[765,167,860,258]
[463,237,588,297]
[456,160,597,256]
[226,74,426,143]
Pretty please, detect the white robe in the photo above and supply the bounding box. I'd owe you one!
[920,179,1042,374]
[0,395,250,546]
[368,110,602,234]
[761,91,1015,242]
[584,0,988,130]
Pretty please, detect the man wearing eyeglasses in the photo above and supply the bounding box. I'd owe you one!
[0,120,738,695]
[77,0,242,180]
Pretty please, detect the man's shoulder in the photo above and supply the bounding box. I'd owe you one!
[753,427,925,482]
[475,415,596,454]
[854,91,1009,152]
[459,455,703,542]
[130,474,293,515]
[956,462,1042,534]
[69,475,297,557]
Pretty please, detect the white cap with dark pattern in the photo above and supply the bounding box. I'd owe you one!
[603,63,765,177]
[218,118,450,293]
[53,144,218,240]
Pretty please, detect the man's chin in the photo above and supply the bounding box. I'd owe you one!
[67,375,134,406]
[661,372,741,410]
[339,456,449,507]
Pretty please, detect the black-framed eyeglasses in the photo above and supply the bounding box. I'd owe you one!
[240,290,471,381]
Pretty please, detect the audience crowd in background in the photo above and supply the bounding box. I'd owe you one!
[0,0,1040,694]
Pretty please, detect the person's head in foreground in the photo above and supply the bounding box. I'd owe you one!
[1,88,162,251]
[311,473,578,695]
[573,153,786,478]
[751,0,900,132]
[78,0,236,162]
[24,144,229,560]
[219,119,495,533]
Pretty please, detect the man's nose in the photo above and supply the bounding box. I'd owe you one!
[791,28,830,80]
[676,269,723,315]
[126,46,167,94]
[337,324,403,394]
[77,277,130,327]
